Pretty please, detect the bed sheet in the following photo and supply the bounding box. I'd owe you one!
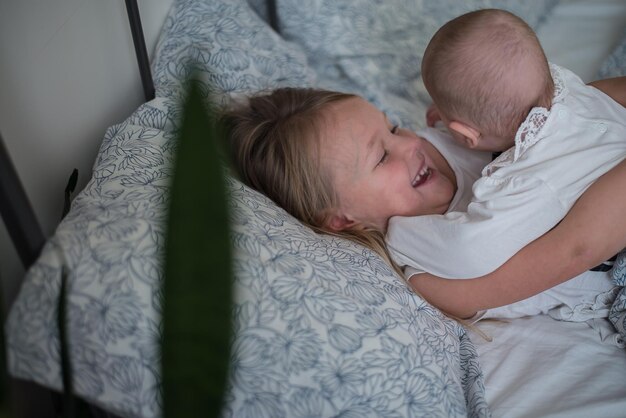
[471,315,626,418]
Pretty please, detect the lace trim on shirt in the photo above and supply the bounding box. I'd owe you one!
[513,108,550,160]
[550,63,566,102]
[484,64,567,176]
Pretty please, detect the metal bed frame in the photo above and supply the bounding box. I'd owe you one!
[0,0,155,273]
[0,1,278,416]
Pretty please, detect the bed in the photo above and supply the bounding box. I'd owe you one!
[3,0,626,417]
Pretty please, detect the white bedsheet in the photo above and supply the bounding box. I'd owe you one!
[471,315,626,418]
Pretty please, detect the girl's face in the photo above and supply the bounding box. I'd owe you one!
[321,97,457,232]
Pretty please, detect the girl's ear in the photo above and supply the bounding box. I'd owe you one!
[326,212,357,231]
[448,121,481,148]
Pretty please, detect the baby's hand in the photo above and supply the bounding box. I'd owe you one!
[426,104,442,127]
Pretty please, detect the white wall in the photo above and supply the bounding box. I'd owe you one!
[0,0,173,312]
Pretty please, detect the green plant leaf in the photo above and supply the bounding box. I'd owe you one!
[162,81,233,417]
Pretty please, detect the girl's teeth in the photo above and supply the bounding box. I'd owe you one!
[412,168,431,187]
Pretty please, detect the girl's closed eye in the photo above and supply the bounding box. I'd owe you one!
[376,125,397,167]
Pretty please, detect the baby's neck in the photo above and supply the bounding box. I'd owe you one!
[536,75,556,110]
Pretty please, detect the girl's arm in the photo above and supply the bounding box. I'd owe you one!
[410,158,626,319]
[589,76,626,107]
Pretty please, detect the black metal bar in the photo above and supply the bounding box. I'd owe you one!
[125,0,155,102]
[0,132,45,268]
[62,169,78,220]
[267,0,279,34]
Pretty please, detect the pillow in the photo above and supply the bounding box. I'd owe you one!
[274,0,560,131]
[6,0,491,417]
[223,176,489,417]
[275,0,430,132]
[151,0,316,106]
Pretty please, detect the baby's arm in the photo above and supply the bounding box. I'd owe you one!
[589,76,626,107]
[409,158,626,319]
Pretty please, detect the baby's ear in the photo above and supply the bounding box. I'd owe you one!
[448,121,481,148]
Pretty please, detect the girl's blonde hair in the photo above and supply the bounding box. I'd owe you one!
[422,9,554,141]
[221,87,403,277]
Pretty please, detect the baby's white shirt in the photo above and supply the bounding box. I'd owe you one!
[387,64,626,319]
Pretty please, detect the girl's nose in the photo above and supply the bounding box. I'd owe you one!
[400,133,421,155]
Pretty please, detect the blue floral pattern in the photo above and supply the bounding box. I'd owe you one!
[152,0,317,106]
[610,251,626,347]
[224,178,489,417]
[9,0,588,417]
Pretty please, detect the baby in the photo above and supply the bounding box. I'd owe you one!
[386,9,626,319]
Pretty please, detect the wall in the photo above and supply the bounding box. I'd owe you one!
[0,0,173,313]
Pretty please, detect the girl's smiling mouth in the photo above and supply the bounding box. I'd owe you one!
[412,166,432,187]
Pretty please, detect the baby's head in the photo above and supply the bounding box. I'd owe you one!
[422,9,554,151]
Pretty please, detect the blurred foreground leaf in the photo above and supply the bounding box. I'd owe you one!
[162,82,233,417]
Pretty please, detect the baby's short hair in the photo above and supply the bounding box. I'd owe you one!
[422,9,554,140]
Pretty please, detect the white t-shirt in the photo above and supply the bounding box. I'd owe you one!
[387,64,625,320]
